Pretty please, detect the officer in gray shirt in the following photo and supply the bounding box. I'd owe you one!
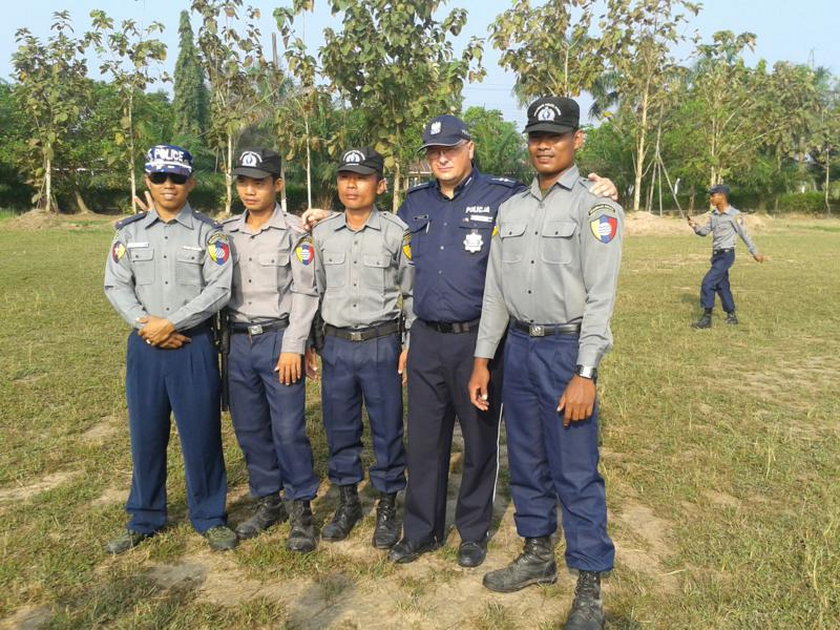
[688,184,766,328]
[308,147,414,549]
[221,148,320,552]
[468,98,621,630]
[103,144,236,554]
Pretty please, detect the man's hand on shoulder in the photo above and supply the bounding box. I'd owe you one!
[300,208,331,231]
[587,173,619,201]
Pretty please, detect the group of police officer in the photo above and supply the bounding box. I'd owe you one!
[104,96,624,630]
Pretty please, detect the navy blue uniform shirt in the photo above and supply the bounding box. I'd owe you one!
[397,169,524,323]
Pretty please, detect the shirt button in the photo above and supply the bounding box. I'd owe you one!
[531,260,535,264]
[438,270,442,275]
[249,257,252,261]
[248,279,252,283]
[443,222,448,227]
[440,245,444,250]
[527,290,532,294]
[163,254,167,259]
[165,281,169,285]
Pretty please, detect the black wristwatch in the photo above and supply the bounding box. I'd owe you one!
[575,365,597,380]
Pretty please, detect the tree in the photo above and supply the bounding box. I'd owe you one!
[462,106,528,181]
[11,11,91,212]
[173,10,210,144]
[88,10,167,213]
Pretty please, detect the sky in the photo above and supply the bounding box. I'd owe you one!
[2,0,837,128]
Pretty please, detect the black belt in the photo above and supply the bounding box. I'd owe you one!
[713,248,734,255]
[420,318,480,334]
[511,319,581,337]
[325,321,400,342]
[230,318,289,336]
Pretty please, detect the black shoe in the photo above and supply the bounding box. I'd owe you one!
[236,494,288,540]
[692,312,712,329]
[387,538,440,564]
[372,492,401,549]
[725,312,738,325]
[105,529,153,555]
[204,525,238,551]
[564,571,604,630]
[322,484,363,542]
[458,539,487,568]
[482,536,557,592]
[287,499,317,553]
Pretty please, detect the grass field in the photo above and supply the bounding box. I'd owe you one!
[0,213,838,629]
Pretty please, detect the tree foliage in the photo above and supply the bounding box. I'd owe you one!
[173,10,210,144]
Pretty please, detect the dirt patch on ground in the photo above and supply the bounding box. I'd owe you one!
[0,605,52,630]
[0,471,79,504]
[624,210,771,237]
[614,500,679,593]
[81,416,122,445]
[735,355,840,416]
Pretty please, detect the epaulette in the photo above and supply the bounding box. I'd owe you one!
[380,211,409,230]
[488,176,521,188]
[311,211,343,236]
[192,209,221,228]
[406,181,435,194]
[114,212,147,231]
[220,215,240,225]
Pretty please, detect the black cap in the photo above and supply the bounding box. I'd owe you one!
[708,184,730,196]
[524,97,580,134]
[233,148,282,179]
[419,114,472,150]
[338,147,384,177]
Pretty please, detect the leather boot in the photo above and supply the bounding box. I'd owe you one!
[372,492,400,549]
[286,499,317,553]
[482,536,557,593]
[564,570,604,630]
[322,484,363,542]
[692,310,712,329]
[725,311,738,325]
[235,494,287,539]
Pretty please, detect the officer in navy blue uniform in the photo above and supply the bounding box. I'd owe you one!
[103,144,237,554]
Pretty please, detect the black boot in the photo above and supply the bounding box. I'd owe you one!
[322,484,363,542]
[286,499,317,553]
[725,311,738,325]
[372,492,400,549]
[235,494,287,540]
[564,571,604,630]
[482,536,557,593]
[692,309,712,329]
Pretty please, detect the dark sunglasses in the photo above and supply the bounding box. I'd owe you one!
[148,172,190,185]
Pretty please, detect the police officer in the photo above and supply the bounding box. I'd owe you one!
[221,148,320,552]
[687,184,766,328]
[104,144,237,553]
[468,97,622,630]
[308,148,413,549]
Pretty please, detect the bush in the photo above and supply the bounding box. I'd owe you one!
[776,192,837,214]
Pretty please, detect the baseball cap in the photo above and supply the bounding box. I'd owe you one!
[337,147,384,177]
[419,114,472,150]
[233,148,282,179]
[524,97,580,134]
[144,144,193,176]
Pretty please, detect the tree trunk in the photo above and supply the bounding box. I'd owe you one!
[632,87,650,212]
[280,159,288,213]
[45,153,53,213]
[392,160,402,213]
[825,144,831,216]
[127,97,138,214]
[304,115,312,210]
[224,131,233,216]
[74,189,92,214]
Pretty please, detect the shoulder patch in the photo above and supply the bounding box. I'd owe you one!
[402,231,412,261]
[114,212,147,230]
[588,202,617,217]
[111,240,127,262]
[589,214,619,244]
[488,176,521,189]
[406,181,435,194]
[295,236,315,266]
[207,231,231,265]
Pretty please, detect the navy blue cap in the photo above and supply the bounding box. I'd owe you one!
[144,144,193,176]
[233,148,282,179]
[524,97,580,134]
[708,184,731,196]
[419,114,472,150]
[338,147,384,177]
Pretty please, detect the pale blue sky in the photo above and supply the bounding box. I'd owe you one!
[2,0,836,126]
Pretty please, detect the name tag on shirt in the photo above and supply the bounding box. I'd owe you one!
[126,242,149,249]
[182,245,204,251]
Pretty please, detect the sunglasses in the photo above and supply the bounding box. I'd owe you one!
[148,172,190,185]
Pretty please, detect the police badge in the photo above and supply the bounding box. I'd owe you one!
[463,230,483,253]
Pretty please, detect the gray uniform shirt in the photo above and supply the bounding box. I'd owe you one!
[475,165,624,368]
[104,204,232,331]
[222,204,318,355]
[312,208,415,331]
[692,206,758,255]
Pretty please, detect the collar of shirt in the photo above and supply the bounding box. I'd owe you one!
[229,203,286,234]
[528,164,580,199]
[713,205,735,216]
[141,204,195,229]
[434,167,478,200]
[335,206,383,232]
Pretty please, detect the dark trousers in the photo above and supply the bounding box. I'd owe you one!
[228,329,318,501]
[503,329,614,572]
[700,249,736,312]
[402,320,504,545]
[321,332,406,494]
[124,329,227,534]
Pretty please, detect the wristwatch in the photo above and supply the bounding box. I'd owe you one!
[575,365,597,380]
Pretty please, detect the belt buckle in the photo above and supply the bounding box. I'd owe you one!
[529,324,544,337]
[247,324,264,336]
[349,331,364,342]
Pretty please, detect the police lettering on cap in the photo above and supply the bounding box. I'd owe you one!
[338,147,384,177]
[524,97,580,135]
[144,144,194,176]
[708,184,730,197]
[233,147,282,179]
[419,114,472,150]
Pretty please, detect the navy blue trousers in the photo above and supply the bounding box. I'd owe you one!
[321,332,406,494]
[503,329,614,572]
[124,328,227,534]
[228,329,318,501]
[700,249,736,312]
[403,320,504,545]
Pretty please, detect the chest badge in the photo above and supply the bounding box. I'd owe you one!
[463,230,484,253]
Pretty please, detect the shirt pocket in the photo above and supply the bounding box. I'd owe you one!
[176,247,205,286]
[539,220,576,265]
[406,218,430,260]
[257,251,290,288]
[458,223,492,256]
[498,221,527,263]
[362,252,389,289]
[323,250,346,288]
[129,247,155,286]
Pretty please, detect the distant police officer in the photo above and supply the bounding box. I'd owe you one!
[221,148,320,552]
[469,97,622,630]
[688,184,766,328]
[104,144,237,553]
[308,148,413,549]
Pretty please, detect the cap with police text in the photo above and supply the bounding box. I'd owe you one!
[144,144,193,176]
[708,184,730,196]
[419,114,472,150]
[338,147,384,177]
[524,97,580,134]
[233,148,282,179]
